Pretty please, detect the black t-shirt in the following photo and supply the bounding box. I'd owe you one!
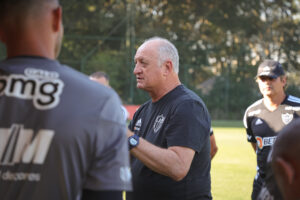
[127,85,212,200]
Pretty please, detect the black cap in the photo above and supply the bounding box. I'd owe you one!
[257,60,285,78]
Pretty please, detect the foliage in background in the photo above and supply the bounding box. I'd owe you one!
[1,0,299,119]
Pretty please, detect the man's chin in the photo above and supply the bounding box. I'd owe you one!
[136,83,143,88]
[136,84,147,91]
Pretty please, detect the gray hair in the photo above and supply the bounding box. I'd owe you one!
[143,37,179,74]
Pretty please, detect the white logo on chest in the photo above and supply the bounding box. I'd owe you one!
[134,119,142,131]
[153,114,165,133]
[281,113,293,125]
[255,119,263,125]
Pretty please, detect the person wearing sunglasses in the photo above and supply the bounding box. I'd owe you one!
[243,59,300,200]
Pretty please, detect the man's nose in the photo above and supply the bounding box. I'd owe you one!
[133,64,141,74]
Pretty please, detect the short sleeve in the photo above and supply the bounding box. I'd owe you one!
[165,100,210,152]
[209,127,213,136]
[243,110,256,143]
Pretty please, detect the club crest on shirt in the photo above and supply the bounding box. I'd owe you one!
[134,119,142,131]
[281,113,293,125]
[153,114,165,133]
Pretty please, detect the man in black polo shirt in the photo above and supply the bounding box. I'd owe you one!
[126,37,212,200]
[243,59,300,199]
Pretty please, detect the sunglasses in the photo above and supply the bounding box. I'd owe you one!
[258,76,276,82]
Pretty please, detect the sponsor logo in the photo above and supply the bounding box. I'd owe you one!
[120,166,132,182]
[0,124,54,166]
[153,114,165,133]
[255,136,276,150]
[255,118,263,125]
[281,113,293,125]
[247,135,252,140]
[285,106,300,111]
[259,66,272,76]
[134,119,142,131]
[0,170,40,182]
[25,68,59,79]
[0,68,64,110]
[248,109,261,117]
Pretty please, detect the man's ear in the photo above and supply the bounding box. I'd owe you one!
[52,6,62,32]
[162,60,173,76]
[275,157,295,184]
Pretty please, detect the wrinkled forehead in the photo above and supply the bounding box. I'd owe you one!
[135,42,158,61]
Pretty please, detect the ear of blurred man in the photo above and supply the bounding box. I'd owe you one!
[51,6,64,58]
[52,6,63,32]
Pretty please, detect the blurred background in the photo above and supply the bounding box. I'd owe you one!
[1,0,299,120]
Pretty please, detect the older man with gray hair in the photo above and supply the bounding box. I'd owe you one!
[126,37,212,200]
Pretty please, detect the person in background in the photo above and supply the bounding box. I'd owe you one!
[0,0,131,199]
[210,128,218,159]
[271,118,300,200]
[126,37,212,200]
[90,71,129,122]
[243,59,300,200]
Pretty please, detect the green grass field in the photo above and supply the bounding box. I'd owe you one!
[211,121,256,199]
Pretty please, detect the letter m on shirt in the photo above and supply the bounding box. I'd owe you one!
[0,124,54,166]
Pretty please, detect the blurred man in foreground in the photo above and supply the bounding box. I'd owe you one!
[0,0,131,199]
[271,119,300,200]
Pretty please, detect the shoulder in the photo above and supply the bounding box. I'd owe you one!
[173,85,207,107]
[54,63,123,122]
[244,99,263,116]
[285,95,300,106]
[59,63,115,98]
[243,99,263,128]
[131,100,151,119]
[136,100,151,111]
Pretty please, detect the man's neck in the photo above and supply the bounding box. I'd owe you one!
[263,93,286,111]
[150,80,181,102]
[6,39,55,60]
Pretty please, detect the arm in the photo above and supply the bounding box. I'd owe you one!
[127,130,195,181]
[251,142,257,152]
[210,134,218,159]
[243,111,257,153]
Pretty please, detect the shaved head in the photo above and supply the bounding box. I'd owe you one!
[0,0,60,25]
[271,118,300,199]
[0,0,63,59]
[272,119,300,162]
